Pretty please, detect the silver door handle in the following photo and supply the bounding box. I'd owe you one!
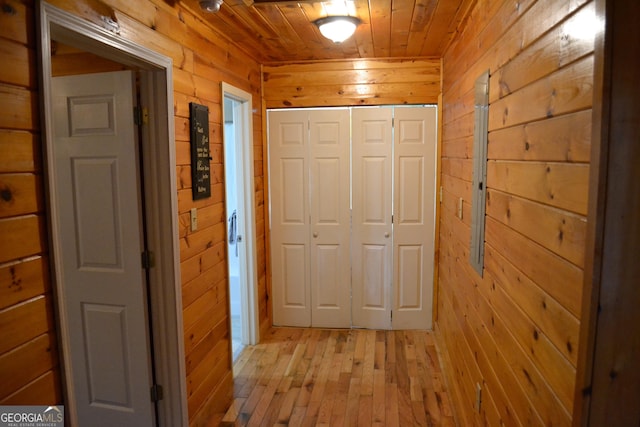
[384,232,390,238]
[313,232,318,238]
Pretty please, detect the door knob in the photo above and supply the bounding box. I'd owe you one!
[313,232,318,238]
[384,232,390,238]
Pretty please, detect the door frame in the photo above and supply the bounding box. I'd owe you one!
[221,82,260,345]
[268,106,438,330]
[38,3,187,426]
[573,0,640,424]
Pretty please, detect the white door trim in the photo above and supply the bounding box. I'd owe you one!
[38,3,187,426]
[221,82,260,345]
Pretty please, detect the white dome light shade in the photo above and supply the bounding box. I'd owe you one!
[200,0,223,13]
[314,16,361,43]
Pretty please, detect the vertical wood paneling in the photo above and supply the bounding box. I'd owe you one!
[437,0,594,424]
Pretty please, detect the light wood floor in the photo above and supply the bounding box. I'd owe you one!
[219,327,456,426]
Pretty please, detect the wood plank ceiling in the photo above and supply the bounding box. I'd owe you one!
[183,0,475,63]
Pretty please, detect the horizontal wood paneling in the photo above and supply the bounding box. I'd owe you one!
[0,0,57,407]
[0,296,53,356]
[263,58,440,108]
[437,0,594,424]
[0,173,43,218]
[488,1,596,103]
[1,370,61,405]
[0,0,32,45]
[0,332,58,400]
[486,161,590,215]
[0,215,45,264]
[488,55,594,131]
[486,189,587,267]
[440,215,573,426]
[484,216,583,318]
[484,244,580,367]
[0,39,36,87]
[0,84,38,130]
[0,256,50,311]
[0,131,40,173]
[181,260,227,310]
[488,109,592,163]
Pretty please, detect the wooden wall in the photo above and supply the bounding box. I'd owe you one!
[436,0,594,425]
[574,0,640,423]
[50,41,127,76]
[262,58,441,108]
[0,0,62,407]
[0,0,267,425]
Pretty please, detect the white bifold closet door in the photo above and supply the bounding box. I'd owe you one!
[351,108,393,329]
[270,106,436,330]
[269,110,309,327]
[350,106,437,330]
[269,109,351,328]
[391,107,437,330]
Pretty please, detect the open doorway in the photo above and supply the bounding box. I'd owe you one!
[224,96,243,358]
[39,3,187,426]
[221,83,260,359]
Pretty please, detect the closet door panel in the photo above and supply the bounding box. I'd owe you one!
[269,110,311,327]
[309,109,351,327]
[392,107,437,329]
[352,108,393,329]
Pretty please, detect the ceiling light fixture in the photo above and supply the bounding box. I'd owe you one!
[313,16,361,43]
[200,0,223,13]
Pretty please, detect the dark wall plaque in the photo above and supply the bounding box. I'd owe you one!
[189,102,211,200]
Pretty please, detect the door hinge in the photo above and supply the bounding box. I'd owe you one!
[150,384,163,402]
[134,106,149,126]
[141,250,155,269]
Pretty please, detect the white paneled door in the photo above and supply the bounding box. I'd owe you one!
[52,71,155,426]
[269,109,351,328]
[392,107,437,329]
[351,108,393,329]
[269,110,311,327]
[309,110,351,327]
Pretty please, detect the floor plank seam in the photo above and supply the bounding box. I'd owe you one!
[220,328,457,427]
